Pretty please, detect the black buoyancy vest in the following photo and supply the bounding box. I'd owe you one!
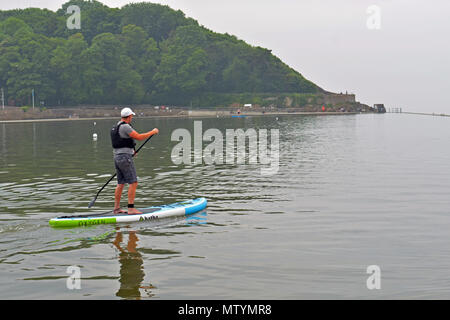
[111,121,136,149]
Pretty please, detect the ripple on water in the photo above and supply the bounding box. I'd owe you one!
[1,115,450,298]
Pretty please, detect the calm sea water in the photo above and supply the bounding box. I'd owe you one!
[1,113,450,299]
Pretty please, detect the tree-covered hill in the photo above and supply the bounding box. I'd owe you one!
[0,0,323,107]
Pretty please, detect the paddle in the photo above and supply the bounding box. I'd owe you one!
[87,134,155,208]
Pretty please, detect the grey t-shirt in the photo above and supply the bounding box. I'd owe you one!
[113,121,135,155]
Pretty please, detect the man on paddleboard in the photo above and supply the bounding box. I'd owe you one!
[111,107,159,214]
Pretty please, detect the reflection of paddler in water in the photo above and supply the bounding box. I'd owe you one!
[113,229,155,299]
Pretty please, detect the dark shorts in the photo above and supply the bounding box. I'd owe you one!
[114,153,138,185]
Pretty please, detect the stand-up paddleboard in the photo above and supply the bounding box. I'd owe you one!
[49,197,207,228]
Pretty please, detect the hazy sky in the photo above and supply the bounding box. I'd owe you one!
[1,0,450,112]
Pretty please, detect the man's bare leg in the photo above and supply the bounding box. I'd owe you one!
[114,184,126,214]
[127,181,142,214]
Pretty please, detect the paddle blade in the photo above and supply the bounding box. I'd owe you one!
[88,196,97,208]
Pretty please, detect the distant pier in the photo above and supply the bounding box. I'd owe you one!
[402,111,450,117]
[382,106,450,117]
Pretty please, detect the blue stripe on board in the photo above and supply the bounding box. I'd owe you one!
[185,198,207,215]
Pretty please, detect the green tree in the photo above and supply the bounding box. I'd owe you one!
[0,1,323,107]
[0,17,32,36]
[120,2,195,42]
[50,33,88,105]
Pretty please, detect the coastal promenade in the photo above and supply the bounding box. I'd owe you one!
[0,108,362,123]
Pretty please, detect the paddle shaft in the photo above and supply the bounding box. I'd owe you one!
[88,134,155,208]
